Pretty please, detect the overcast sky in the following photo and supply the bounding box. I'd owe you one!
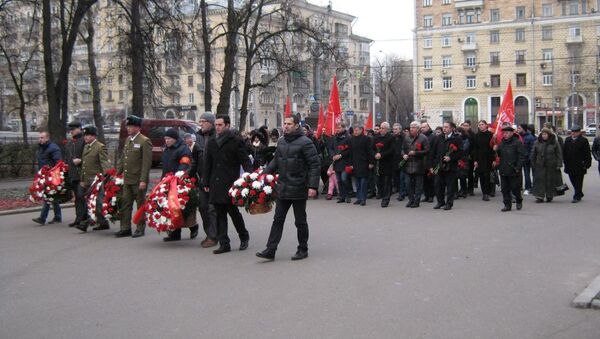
[309,0,415,60]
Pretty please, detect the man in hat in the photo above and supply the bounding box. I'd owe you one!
[116,115,152,238]
[194,112,218,248]
[563,125,592,203]
[76,125,111,232]
[495,124,525,212]
[64,121,86,227]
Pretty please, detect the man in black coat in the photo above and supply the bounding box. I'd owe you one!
[194,112,218,248]
[472,120,495,201]
[64,121,86,227]
[331,122,352,203]
[317,131,333,195]
[348,125,373,206]
[563,125,592,203]
[401,122,430,208]
[256,115,320,261]
[203,115,252,254]
[373,122,395,208]
[420,122,437,203]
[495,125,525,212]
[433,122,463,211]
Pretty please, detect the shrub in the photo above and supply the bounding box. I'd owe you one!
[0,143,37,178]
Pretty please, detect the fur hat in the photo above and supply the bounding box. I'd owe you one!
[165,128,179,140]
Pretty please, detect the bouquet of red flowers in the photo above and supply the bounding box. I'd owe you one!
[229,169,278,214]
[134,171,198,233]
[29,160,71,204]
[86,169,124,224]
[433,143,459,174]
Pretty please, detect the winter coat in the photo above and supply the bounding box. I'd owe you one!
[563,136,592,176]
[531,134,563,198]
[317,134,333,169]
[331,131,351,172]
[472,130,495,174]
[188,142,202,181]
[265,128,320,200]
[521,132,536,166]
[423,130,437,169]
[203,129,252,204]
[496,135,525,177]
[400,133,430,175]
[194,127,215,184]
[433,132,463,173]
[348,134,373,178]
[64,133,85,183]
[162,139,192,177]
[372,132,396,176]
[37,141,62,169]
[392,133,405,169]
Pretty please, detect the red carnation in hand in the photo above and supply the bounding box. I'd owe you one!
[376,142,384,149]
[344,165,353,174]
[416,143,422,151]
[458,160,466,169]
[449,144,458,151]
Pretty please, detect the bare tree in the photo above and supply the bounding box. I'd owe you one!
[374,55,414,127]
[200,0,212,113]
[82,7,105,142]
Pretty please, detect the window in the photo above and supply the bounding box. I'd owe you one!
[570,70,580,84]
[443,77,452,89]
[490,52,500,66]
[119,90,124,101]
[465,54,477,67]
[464,98,478,122]
[542,49,553,61]
[542,4,553,17]
[188,75,194,87]
[490,74,501,87]
[516,6,525,20]
[569,25,581,37]
[424,77,433,90]
[424,16,433,28]
[466,76,476,89]
[423,36,432,48]
[542,26,552,40]
[490,30,500,44]
[423,0,432,7]
[442,0,451,4]
[441,35,451,47]
[442,110,453,122]
[107,76,113,85]
[515,50,526,65]
[490,9,500,22]
[569,0,579,15]
[516,73,527,86]
[491,96,501,122]
[442,55,452,68]
[107,90,113,101]
[118,74,123,85]
[466,32,476,44]
[442,14,452,26]
[423,57,432,70]
[543,73,553,86]
[188,93,194,104]
[515,28,525,42]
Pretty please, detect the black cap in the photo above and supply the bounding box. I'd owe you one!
[126,115,143,127]
[83,125,98,136]
[67,121,81,129]
[571,125,582,132]
[165,128,179,140]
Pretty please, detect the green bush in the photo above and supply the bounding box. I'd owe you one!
[0,143,37,178]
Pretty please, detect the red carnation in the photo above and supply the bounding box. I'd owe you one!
[416,143,422,151]
[237,199,244,206]
[376,142,384,149]
[242,182,248,188]
[106,168,117,177]
[449,144,458,151]
[344,165,353,174]
[258,198,265,204]
[259,192,266,199]
[249,190,257,197]
[458,160,466,169]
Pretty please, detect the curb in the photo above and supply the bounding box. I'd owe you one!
[572,274,600,309]
[0,203,75,217]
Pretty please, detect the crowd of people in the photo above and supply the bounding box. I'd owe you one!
[31,112,599,260]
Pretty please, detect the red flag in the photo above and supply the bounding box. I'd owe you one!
[324,75,343,136]
[316,103,325,139]
[284,95,292,118]
[490,80,514,144]
[364,112,373,135]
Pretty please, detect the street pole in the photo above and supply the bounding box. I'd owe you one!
[552,58,555,127]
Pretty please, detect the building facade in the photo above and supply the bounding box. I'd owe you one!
[414,0,600,132]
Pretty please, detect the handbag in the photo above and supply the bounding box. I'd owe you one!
[555,184,569,196]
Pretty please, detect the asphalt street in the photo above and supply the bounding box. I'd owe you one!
[1,166,600,339]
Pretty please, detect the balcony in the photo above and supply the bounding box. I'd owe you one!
[455,0,483,9]
[165,84,181,93]
[566,35,583,44]
[461,42,478,51]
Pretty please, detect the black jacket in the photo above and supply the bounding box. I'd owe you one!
[348,134,373,178]
[433,133,463,173]
[497,135,525,177]
[317,134,333,169]
[194,127,215,183]
[188,142,202,181]
[592,136,600,162]
[472,130,495,173]
[423,130,437,169]
[203,129,252,204]
[332,130,351,172]
[372,132,395,176]
[161,139,192,177]
[266,128,320,200]
[563,135,592,176]
[64,133,85,183]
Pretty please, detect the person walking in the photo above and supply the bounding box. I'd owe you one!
[203,115,252,254]
[563,125,592,203]
[401,122,430,208]
[76,126,111,232]
[32,131,63,225]
[256,115,320,261]
[194,112,218,248]
[472,120,495,201]
[347,125,373,206]
[64,121,85,227]
[531,128,563,203]
[372,122,395,208]
[433,122,462,211]
[116,115,152,238]
[496,125,525,212]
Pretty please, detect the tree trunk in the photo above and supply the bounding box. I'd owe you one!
[18,98,29,145]
[130,0,144,118]
[42,0,61,140]
[85,10,105,143]
[238,54,254,131]
[216,0,238,117]
[200,0,212,113]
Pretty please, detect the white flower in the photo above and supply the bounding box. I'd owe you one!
[111,197,117,204]
[160,216,167,223]
[234,179,244,187]
[56,186,62,190]
[251,181,262,189]
[266,174,274,182]
[232,189,238,197]
[175,171,185,178]
[249,172,259,180]
[115,178,124,185]
[49,190,56,195]
[241,188,249,197]
[39,179,45,184]
[263,186,272,194]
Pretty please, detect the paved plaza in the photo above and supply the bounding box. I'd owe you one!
[1,167,600,338]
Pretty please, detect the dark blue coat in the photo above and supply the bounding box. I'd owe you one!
[161,140,192,177]
[37,142,62,169]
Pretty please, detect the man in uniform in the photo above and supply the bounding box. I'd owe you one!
[64,121,85,227]
[116,115,152,238]
[76,126,111,232]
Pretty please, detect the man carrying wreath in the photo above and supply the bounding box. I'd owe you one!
[256,115,320,261]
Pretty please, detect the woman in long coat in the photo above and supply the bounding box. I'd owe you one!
[531,128,563,202]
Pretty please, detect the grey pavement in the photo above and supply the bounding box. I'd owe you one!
[1,165,600,339]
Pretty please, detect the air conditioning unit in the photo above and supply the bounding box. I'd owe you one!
[457,37,464,43]
[471,66,477,72]
[540,63,547,69]
[483,82,489,87]
[442,69,447,74]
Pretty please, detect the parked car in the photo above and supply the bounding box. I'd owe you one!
[585,124,596,136]
[118,118,200,167]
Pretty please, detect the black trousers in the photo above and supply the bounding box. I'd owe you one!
[477,170,491,195]
[423,173,434,199]
[568,174,585,200]
[466,161,475,193]
[376,175,392,203]
[407,173,424,204]
[74,181,87,222]
[213,203,249,247]
[501,175,522,206]
[266,199,309,252]
[320,166,329,193]
[198,189,217,239]
[436,171,457,206]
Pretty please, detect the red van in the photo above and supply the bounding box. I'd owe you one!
[118,118,200,166]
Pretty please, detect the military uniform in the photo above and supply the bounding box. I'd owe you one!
[117,117,152,236]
